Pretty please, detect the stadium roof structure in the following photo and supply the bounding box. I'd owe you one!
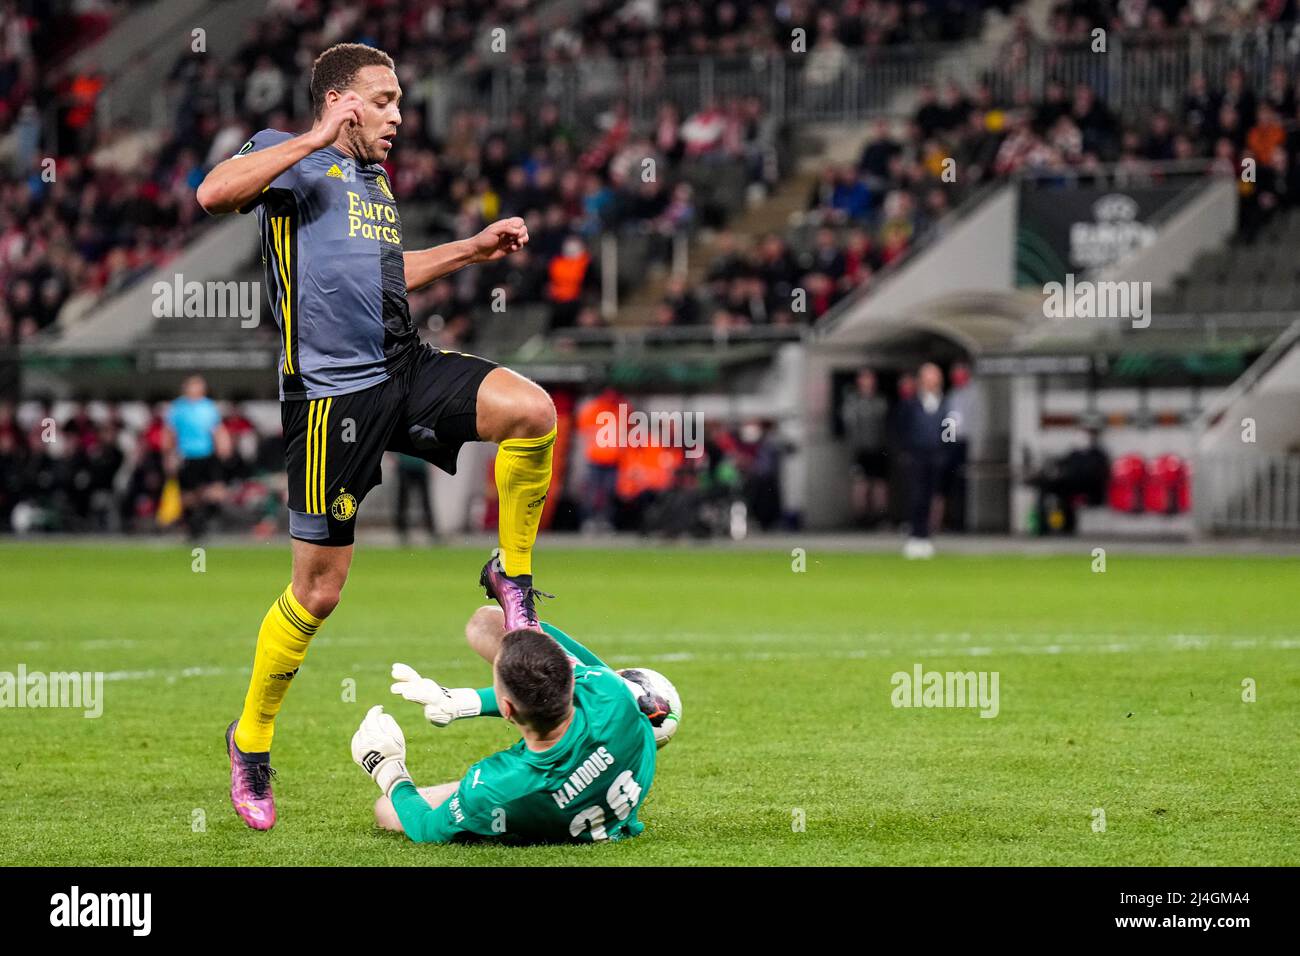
[818,288,1039,355]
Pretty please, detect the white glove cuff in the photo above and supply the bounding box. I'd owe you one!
[375,758,412,797]
[448,687,483,719]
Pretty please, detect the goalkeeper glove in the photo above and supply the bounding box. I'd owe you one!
[350,705,412,796]
[390,662,482,727]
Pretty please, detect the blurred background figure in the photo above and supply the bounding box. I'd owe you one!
[220,401,259,484]
[738,419,783,532]
[576,386,624,532]
[903,362,948,559]
[1027,429,1111,536]
[121,403,169,533]
[392,453,436,545]
[165,375,227,541]
[939,362,976,533]
[841,368,889,528]
[547,235,594,329]
[886,372,917,529]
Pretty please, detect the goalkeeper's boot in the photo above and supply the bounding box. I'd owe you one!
[226,720,276,831]
[479,553,552,632]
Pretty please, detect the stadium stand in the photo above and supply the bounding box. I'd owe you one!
[2,0,1032,537]
[5,0,1028,354]
[656,48,1300,338]
[12,1,1300,540]
[1045,0,1300,36]
[0,0,151,135]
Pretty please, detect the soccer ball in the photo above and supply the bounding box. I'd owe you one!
[618,668,682,750]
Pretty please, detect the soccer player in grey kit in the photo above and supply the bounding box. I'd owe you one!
[197,43,558,830]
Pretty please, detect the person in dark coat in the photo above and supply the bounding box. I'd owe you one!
[903,362,948,558]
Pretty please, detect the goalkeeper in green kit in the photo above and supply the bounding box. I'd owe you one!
[351,605,681,843]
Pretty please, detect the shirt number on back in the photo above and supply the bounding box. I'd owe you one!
[568,770,643,841]
[569,806,607,841]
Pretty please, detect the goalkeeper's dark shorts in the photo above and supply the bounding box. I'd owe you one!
[282,344,496,546]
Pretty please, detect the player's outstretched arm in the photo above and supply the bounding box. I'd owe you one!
[388,780,454,843]
[375,781,457,833]
[195,92,364,214]
[403,218,529,291]
[390,663,496,725]
[389,768,499,844]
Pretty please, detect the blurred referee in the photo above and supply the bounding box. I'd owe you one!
[165,374,227,540]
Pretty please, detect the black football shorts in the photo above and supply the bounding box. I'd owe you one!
[178,455,222,491]
[282,344,496,546]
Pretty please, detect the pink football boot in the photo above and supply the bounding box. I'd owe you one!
[226,720,276,831]
[479,553,552,632]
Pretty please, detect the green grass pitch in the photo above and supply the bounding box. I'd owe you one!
[1,541,1297,866]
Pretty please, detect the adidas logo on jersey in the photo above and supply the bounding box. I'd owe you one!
[326,163,345,179]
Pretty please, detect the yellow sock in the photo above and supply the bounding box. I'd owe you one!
[494,425,556,577]
[233,584,322,753]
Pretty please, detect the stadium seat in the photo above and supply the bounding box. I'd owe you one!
[1152,283,1186,315]
[1257,282,1297,311]
[1182,284,1226,313]
[1196,251,1233,284]
[1144,455,1191,515]
[1109,455,1147,514]
[1251,247,1290,282]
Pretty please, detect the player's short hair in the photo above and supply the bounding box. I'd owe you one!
[310,43,395,119]
[496,629,573,733]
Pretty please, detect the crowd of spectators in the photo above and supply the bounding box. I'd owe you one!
[0,151,210,344]
[565,0,1014,64]
[569,387,789,537]
[650,223,894,331]
[1045,0,1300,38]
[0,394,281,536]
[2,0,1027,350]
[0,0,144,137]
[0,1,171,344]
[0,385,793,539]
[4,0,795,348]
[10,0,1300,353]
[404,93,779,343]
[165,0,536,136]
[656,53,1300,330]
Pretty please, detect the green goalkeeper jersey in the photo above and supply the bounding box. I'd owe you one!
[390,624,657,844]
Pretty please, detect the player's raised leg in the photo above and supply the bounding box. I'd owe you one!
[475,367,557,631]
[227,539,351,830]
[465,605,508,663]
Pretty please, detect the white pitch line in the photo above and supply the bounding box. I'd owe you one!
[640,636,1300,664]
[102,666,229,683]
[35,634,1299,685]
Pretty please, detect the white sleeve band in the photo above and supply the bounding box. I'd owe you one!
[449,687,482,719]
[376,758,412,797]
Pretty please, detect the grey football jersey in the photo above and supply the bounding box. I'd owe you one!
[237,130,417,400]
